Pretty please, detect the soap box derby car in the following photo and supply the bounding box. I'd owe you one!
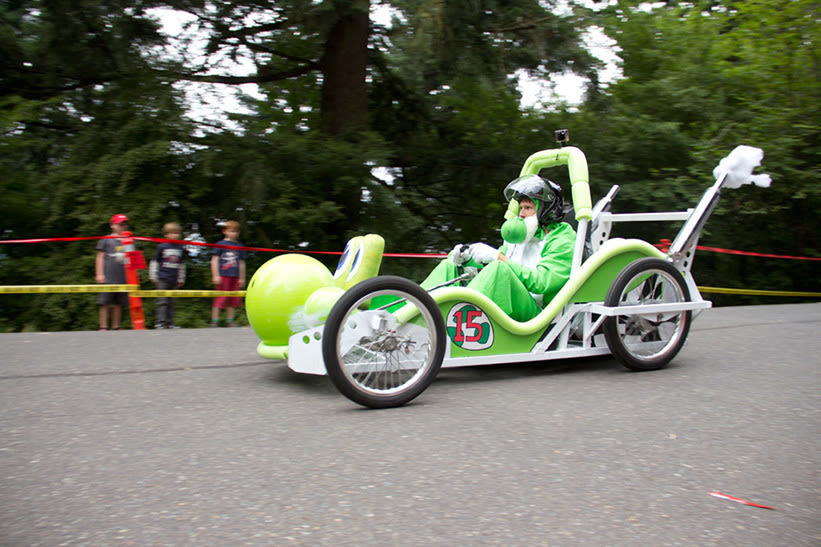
[245,144,770,408]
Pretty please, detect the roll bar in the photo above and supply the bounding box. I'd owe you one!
[519,146,593,221]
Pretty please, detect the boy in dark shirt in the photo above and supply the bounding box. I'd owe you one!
[149,222,186,328]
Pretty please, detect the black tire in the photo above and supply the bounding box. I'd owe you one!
[322,276,446,408]
[603,258,692,371]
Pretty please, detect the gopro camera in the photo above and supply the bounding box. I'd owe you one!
[554,129,570,144]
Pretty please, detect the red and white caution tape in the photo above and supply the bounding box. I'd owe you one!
[709,491,776,510]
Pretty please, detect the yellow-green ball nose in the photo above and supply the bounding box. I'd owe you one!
[246,254,334,348]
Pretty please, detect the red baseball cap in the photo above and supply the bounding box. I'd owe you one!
[110,214,129,224]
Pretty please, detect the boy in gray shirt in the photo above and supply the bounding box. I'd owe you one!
[95,214,129,330]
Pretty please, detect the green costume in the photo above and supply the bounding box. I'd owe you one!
[421,221,576,321]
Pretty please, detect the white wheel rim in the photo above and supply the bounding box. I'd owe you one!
[616,269,687,360]
[336,289,438,396]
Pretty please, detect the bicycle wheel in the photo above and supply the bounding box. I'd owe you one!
[603,258,692,371]
[322,276,446,408]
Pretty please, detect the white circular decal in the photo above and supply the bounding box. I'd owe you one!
[446,303,494,351]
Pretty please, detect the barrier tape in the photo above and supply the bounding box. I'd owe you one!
[1,284,817,298]
[131,290,246,298]
[0,284,137,294]
[0,236,111,244]
[0,235,345,255]
[0,236,817,298]
[696,245,821,261]
[1,234,818,261]
[133,236,343,254]
[0,235,449,257]
[384,252,447,259]
[697,286,821,297]
[654,238,820,262]
[0,285,245,297]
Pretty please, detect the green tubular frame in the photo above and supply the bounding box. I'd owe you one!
[519,146,593,221]
[394,238,665,337]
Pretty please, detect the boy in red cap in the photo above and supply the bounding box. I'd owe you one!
[95,214,129,330]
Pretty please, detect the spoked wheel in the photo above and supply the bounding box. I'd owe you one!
[322,276,446,408]
[603,258,692,371]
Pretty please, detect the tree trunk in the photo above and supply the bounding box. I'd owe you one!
[320,0,369,136]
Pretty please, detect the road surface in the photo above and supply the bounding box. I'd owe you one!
[1,303,819,545]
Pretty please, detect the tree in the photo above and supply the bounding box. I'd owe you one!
[159,0,369,135]
[0,0,603,330]
[0,0,196,330]
[156,0,596,252]
[363,0,596,250]
[574,0,820,302]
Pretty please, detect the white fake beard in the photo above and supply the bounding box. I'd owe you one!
[523,215,539,243]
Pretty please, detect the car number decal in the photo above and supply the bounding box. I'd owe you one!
[446,303,494,350]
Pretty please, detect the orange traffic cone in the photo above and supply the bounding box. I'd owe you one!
[121,231,146,330]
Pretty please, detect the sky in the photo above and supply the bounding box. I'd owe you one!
[516,26,621,110]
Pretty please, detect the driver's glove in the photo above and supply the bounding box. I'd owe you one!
[449,243,472,266]
[468,242,499,265]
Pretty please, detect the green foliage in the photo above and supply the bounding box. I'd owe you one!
[189,128,391,251]
[578,0,820,298]
[384,0,595,88]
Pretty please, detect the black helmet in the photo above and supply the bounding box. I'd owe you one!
[503,175,564,224]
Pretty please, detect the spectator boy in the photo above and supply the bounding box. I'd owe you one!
[149,222,186,329]
[95,214,129,330]
[210,220,247,327]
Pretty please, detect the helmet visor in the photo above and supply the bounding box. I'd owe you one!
[503,175,556,208]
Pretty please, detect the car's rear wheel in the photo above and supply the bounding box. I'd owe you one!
[603,258,692,371]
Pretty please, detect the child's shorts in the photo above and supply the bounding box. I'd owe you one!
[97,290,128,306]
[214,276,242,308]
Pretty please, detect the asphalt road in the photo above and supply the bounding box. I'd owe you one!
[1,303,819,546]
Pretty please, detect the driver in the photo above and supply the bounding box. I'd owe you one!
[420,175,576,321]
